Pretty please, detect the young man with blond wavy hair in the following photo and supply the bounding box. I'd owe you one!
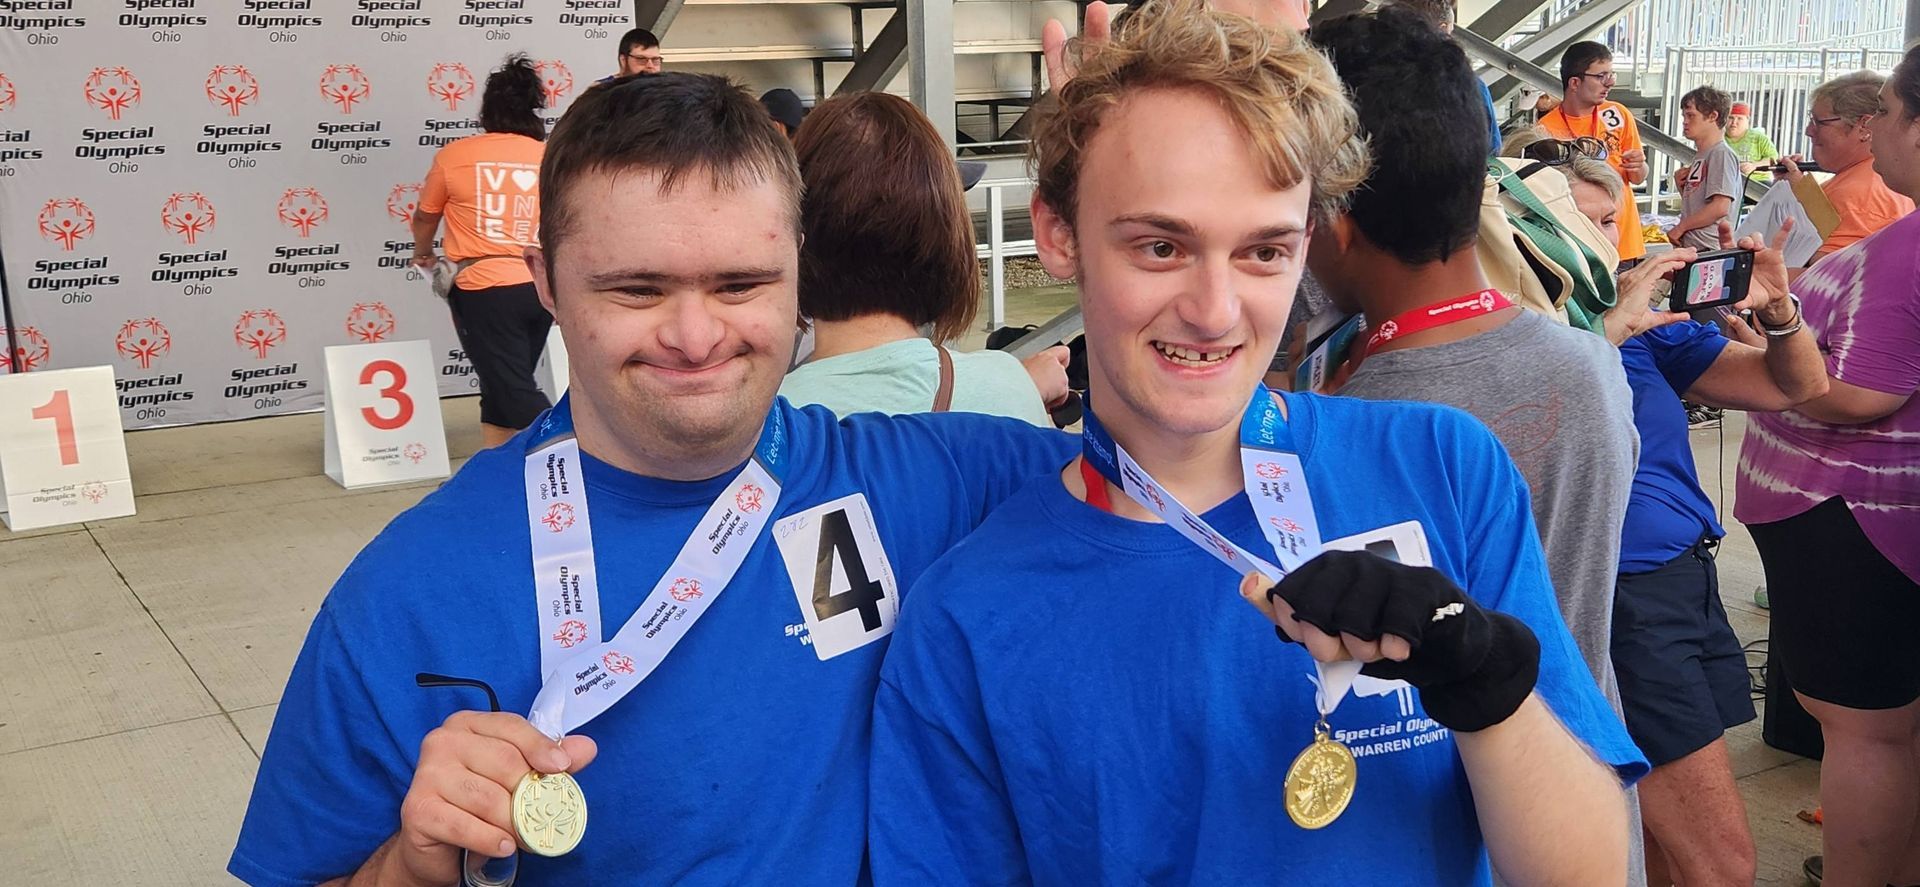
[868,4,1645,882]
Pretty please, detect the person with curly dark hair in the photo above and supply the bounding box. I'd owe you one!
[412,54,552,446]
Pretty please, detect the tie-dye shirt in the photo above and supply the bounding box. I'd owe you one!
[1736,209,1920,582]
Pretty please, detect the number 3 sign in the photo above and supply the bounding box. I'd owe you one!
[0,366,137,531]
[322,340,449,489]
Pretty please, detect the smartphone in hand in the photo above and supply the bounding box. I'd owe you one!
[1668,248,1755,313]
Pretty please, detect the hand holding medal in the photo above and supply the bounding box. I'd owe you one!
[394,702,597,886]
[1241,549,1543,732]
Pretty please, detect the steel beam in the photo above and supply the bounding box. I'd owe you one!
[836,13,908,95]
[907,0,958,148]
[1306,0,1368,25]
[633,0,687,38]
[1005,306,1085,360]
[1480,0,1638,100]
[1463,0,1553,44]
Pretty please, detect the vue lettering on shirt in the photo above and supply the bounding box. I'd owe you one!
[228,398,1074,886]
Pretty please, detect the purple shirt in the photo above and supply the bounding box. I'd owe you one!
[1736,209,1920,582]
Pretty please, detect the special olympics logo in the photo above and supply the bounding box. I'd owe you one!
[426,62,476,112]
[669,578,703,602]
[38,198,95,251]
[345,303,397,343]
[206,65,259,117]
[1374,320,1398,342]
[0,73,16,112]
[1254,462,1287,480]
[318,64,372,114]
[601,651,637,675]
[386,183,422,223]
[233,309,286,358]
[1269,516,1304,534]
[735,483,764,514]
[534,60,573,106]
[1141,482,1166,512]
[83,66,141,120]
[81,482,108,504]
[276,187,329,238]
[403,442,428,464]
[115,318,172,369]
[0,326,51,374]
[552,619,589,648]
[541,502,576,533]
[161,192,216,245]
[1478,291,1497,311]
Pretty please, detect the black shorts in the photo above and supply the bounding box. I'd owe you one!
[1748,497,1920,710]
[447,280,553,429]
[1610,536,1756,767]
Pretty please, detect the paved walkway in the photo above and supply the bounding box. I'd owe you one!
[1,365,1822,884]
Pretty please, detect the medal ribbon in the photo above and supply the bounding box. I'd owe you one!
[522,395,789,739]
[1080,385,1360,716]
[1360,288,1512,359]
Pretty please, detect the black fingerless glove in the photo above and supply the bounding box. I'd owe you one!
[1267,549,1540,733]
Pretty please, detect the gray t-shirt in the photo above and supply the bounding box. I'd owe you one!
[1325,307,1647,887]
[1339,309,1638,699]
[1679,140,1742,250]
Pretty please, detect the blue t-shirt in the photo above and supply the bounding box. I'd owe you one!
[228,399,1074,887]
[1618,322,1729,572]
[870,391,1648,885]
[1478,79,1503,156]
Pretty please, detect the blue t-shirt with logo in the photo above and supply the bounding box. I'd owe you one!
[1618,321,1729,572]
[228,399,1074,887]
[870,391,1648,885]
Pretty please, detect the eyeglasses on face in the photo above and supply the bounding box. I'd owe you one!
[1576,71,1618,85]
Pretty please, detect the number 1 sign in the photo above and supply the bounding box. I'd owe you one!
[0,366,137,531]
[322,340,450,489]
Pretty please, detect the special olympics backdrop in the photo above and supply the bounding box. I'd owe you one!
[0,0,629,427]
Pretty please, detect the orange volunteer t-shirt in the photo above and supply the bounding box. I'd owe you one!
[418,132,544,289]
[1817,159,1915,258]
[1541,100,1646,261]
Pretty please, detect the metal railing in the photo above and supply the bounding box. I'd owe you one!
[1606,0,1906,76]
[1647,46,1905,204]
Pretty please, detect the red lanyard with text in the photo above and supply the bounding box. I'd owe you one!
[1361,289,1512,360]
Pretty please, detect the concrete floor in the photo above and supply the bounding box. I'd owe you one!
[0,304,1824,884]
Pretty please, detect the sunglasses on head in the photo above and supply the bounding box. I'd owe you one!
[1522,136,1609,165]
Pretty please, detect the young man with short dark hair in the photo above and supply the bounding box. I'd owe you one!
[614,27,662,77]
[1304,13,1650,879]
[868,5,1644,883]
[229,72,1073,886]
[1669,85,1741,250]
[1543,41,1649,263]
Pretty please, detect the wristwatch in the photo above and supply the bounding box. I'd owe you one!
[1760,293,1804,337]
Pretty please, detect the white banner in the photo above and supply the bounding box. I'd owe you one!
[0,0,628,428]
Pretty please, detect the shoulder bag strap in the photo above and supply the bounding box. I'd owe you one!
[932,344,955,413]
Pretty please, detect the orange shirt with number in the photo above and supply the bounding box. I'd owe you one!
[1817,159,1915,258]
[1540,100,1646,261]
[418,132,544,289]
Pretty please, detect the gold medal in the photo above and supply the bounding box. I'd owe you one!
[512,770,588,856]
[1283,717,1357,829]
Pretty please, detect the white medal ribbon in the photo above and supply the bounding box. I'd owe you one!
[1081,386,1361,716]
[522,397,788,739]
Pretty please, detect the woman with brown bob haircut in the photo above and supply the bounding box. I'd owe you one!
[779,91,1061,425]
